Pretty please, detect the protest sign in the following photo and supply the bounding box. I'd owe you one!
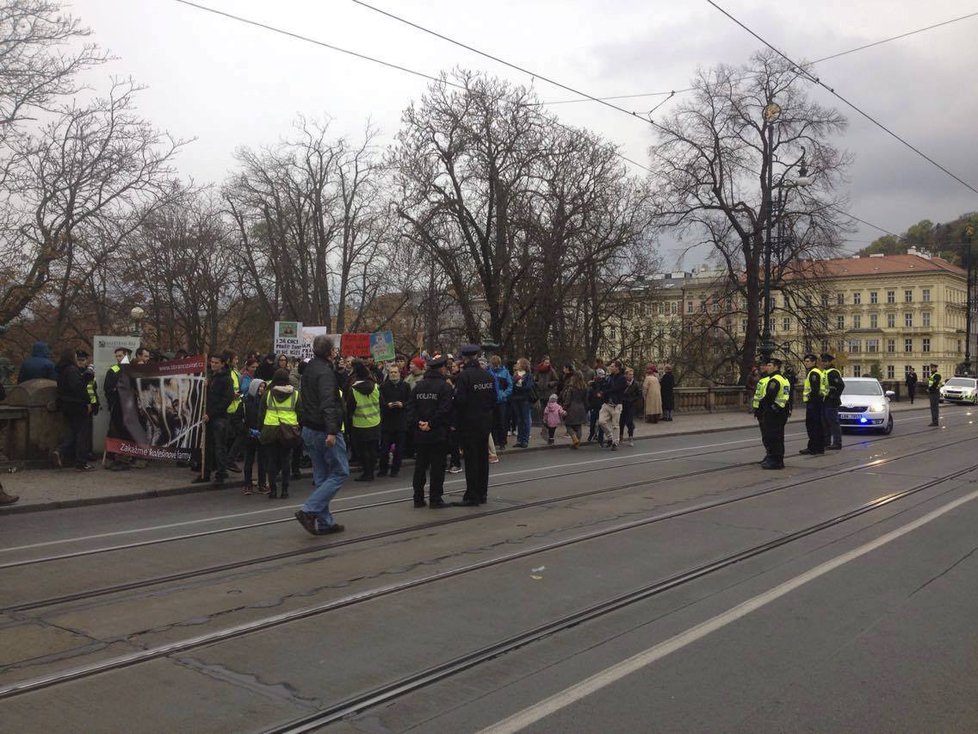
[340,333,371,357]
[92,335,142,451]
[103,356,207,462]
[274,321,304,357]
[300,326,341,359]
[369,331,396,362]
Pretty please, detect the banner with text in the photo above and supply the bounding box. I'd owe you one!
[369,330,396,362]
[104,356,207,462]
[274,321,304,357]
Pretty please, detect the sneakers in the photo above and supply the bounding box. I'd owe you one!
[488,455,500,464]
[429,499,451,509]
[315,521,345,535]
[610,443,618,451]
[448,465,463,474]
[628,438,635,447]
[295,510,318,535]
[75,463,95,472]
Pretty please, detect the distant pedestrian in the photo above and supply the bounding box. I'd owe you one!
[597,360,627,450]
[586,369,606,443]
[621,367,642,446]
[295,335,347,536]
[535,356,559,437]
[242,378,267,494]
[542,394,566,445]
[378,364,409,478]
[905,368,918,404]
[660,365,675,421]
[52,349,94,471]
[510,358,535,448]
[194,352,234,486]
[560,371,588,448]
[487,355,513,450]
[642,365,662,423]
[927,363,942,426]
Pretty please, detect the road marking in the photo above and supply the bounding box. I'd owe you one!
[481,485,978,734]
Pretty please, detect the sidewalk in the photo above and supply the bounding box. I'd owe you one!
[0,402,930,514]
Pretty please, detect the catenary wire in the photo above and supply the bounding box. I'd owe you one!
[706,0,978,197]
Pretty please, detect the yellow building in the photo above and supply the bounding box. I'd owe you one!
[603,249,970,383]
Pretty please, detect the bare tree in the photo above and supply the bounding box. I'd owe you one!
[651,50,850,383]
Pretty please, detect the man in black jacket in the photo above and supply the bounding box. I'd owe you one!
[597,360,627,450]
[53,348,94,471]
[405,355,454,508]
[104,346,132,470]
[378,364,410,478]
[194,353,234,485]
[819,353,845,450]
[295,335,347,535]
[452,344,498,506]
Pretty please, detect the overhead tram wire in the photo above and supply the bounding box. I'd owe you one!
[540,10,978,107]
[706,0,978,197]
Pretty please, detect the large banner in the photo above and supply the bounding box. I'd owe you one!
[104,356,207,462]
[299,327,341,359]
[341,333,371,357]
[92,334,142,452]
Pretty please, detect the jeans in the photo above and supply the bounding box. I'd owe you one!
[243,438,266,486]
[587,407,603,442]
[203,416,230,478]
[511,399,531,446]
[598,403,622,445]
[619,404,635,441]
[301,428,348,528]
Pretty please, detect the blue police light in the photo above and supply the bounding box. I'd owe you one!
[859,416,869,424]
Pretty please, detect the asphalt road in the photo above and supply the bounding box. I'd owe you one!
[2,406,977,733]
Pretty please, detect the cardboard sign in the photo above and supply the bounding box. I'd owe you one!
[274,321,303,357]
[341,333,371,357]
[370,331,396,362]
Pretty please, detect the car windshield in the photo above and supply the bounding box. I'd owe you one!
[842,381,883,396]
[944,378,976,387]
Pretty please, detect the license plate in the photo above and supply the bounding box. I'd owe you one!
[839,413,857,419]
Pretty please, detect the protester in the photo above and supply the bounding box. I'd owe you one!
[535,355,558,436]
[295,335,347,536]
[242,378,268,494]
[560,371,588,448]
[597,360,627,450]
[542,394,566,445]
[510,357,535,448]
[76,349,99,460]
[487,354,513,451]
[621,367,642,446]
[347,360,381,482]
[52,348,94,471]
[193,353,234,486]
[642,364,662,423]
[256,353,277,381]
[259,368,300,499]
[18,341,56,382]
[586,368,606,444]
[378,363,409,478]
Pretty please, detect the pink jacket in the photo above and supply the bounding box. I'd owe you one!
[543,401,566,428]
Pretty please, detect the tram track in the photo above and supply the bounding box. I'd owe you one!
[2,430,976,702]
[1,421,955,614]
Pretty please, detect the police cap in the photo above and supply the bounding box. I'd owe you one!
[460,344,481,357]
[427,355,448,369]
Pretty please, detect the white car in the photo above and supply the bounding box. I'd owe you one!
[838,377,894,434]
[940,377,978,405]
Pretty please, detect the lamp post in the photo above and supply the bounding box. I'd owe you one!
[965,225,975,376]
[130,306,145,340]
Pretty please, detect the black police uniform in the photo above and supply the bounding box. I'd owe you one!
[453,353,497,504]
[758,373,789,468]
[404,367,454,505]
[802,369,825,455]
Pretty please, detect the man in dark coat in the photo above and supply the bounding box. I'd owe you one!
[53,348,94,471]
[378,364,410,478]
[405,355,454,508]
[452,344,497,506]
[194,352,234,485]
[660,365,675,421]
[18,341,56,382]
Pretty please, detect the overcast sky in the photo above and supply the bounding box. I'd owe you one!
[71,0,978,267]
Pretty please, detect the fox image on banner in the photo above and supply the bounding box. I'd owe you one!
[104,356,207,462]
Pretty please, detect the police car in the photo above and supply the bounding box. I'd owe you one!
[939,377,978,405]
[838,377,894,434]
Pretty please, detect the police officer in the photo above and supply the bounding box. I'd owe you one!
[452,344,497,506]
[819,352,845,450]
[755,357,790,469]
[405,355,454,508]
[798,353,825,455]
[927,363,942,426]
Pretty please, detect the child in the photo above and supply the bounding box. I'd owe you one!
[543,394,566,445]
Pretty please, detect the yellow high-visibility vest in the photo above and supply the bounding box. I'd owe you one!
[803,367,826,402]
[228,370,242,414]
[351,384,381,429]
[263,390,299,426]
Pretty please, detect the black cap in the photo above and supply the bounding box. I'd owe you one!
[427,355,448,369]
[460,344,480,357]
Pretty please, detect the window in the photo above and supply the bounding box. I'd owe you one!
[905,338,913,353]
[870,291,878,304]
[852,315,862,329]
[887,290,895,304]
[922,288,931,303]
[686,300,693,314]
[887,365,895,379]
[867,339,879,353]
[848,339,861,354]
[821,339,829,353]
[905,289,913,303]
[671,301,678,315]
[870,313,878,328]
[782,317,790,332]
[886,338,895,353]
[904,312,913,327]
[852,365,862,377]
[923,338,931,353]
[821,293,829,307]
[922,311,931,327]
[741,319,748,333]
[887,313,895,328]
[837,315,845,330]
[923,364,932,379]
[836,292,844,305]
[699,298,706,312]
[852,292,861,305]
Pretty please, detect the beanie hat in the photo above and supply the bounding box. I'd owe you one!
[271,368,290,386]
[411,356,426,371]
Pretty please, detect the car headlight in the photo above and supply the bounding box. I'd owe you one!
[869,402,885,412]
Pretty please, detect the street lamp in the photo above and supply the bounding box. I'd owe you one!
[759,102,811,362]
[964,225,975,376]
[130,306,145,339]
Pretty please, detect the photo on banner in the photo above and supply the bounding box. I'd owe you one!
[369,330,396,362]
[91,334,142,452]
[274,321,304,358]
[104,356,207,462]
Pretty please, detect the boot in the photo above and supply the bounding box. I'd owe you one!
[267,485,278,499]
[0,484,19,506]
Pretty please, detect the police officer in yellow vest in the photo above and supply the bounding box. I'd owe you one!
[346,361,382,482]
[927,363,942,426]
[223,350,245,473]
[753,357,791,469]
[259,368,300,499]
[798,353,826,455]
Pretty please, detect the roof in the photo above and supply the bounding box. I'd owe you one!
[819,253,965,279]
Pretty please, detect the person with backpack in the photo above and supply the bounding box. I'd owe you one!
[259,369,301,499]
